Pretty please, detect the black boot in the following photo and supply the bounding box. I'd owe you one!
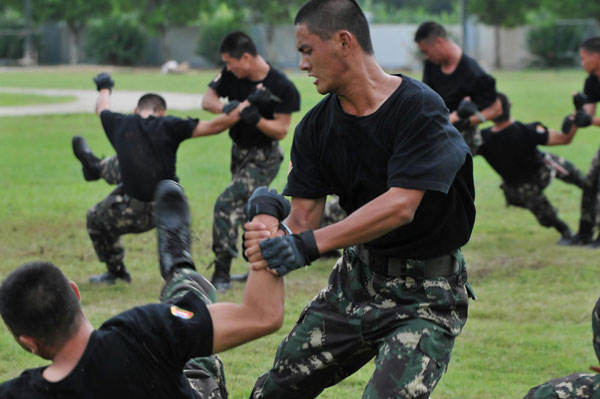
[210,257,232,292]
[72,136,101,181]
[89,262,131,284]
[557,231,592,246]
[154,180,195,279]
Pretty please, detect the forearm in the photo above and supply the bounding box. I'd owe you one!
[284,197,326,233]
[313,188,423,253]
[256,117,289,140]
[95,89,110,115]
[201,90,224,114]
[469,98,501,125]
[192,113,237,137]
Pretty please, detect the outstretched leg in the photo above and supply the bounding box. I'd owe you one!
[154,180,227,399]
[72,136,121,184]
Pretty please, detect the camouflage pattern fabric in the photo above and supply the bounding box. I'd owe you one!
[579,147,600,234]
[86,184,155,271]
[99,155,122,185]
[501,152,582,229]
[250,248,471,399]
[320,195,347,227]
[160,267,228,399]
[523,373,600,399]
[460,125,482,155]
[212,142,283,261]
[593,296,600,366]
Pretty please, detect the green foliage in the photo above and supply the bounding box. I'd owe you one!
[366,0,455,17]
[469,0,539,27]
[527,22,588,67]
[0,10,26,59]
[84,16,146,66]
[539,0,600,23]
[195,4,247,66]
[365,2,458,24]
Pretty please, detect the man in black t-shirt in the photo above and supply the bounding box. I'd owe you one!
[414,21,502,154]
[0,180,285,399]
[243,2,475,398]
[201,31,301,292]
[477,93,583,241]
[559,37,600,247]
[84,73,243,284]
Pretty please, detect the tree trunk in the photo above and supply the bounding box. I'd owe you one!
[159,25,171,63]
[494,24,501,69]
[67,24,82,64]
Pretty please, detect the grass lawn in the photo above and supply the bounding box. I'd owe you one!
[0,67,598,398]
[0,92,76,106]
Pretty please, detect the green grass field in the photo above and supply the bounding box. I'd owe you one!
[0,67,598,398]
[0,92,76,106]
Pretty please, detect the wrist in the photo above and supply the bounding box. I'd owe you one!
[474,111,486,123]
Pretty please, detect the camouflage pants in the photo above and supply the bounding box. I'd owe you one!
[212,142,283,260]
[320,195,347,228]
[579,147,600,235]
[99,155,122,185]
[460,126,482,155]
[160,268,228,399]
[501,152,582,229]
[523,373,600,398]
[251,248,470,399]
[86,184,155,270]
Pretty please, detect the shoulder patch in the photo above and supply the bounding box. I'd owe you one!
[287,160,293,175]
[212,73,222,83]
[170,305,194,320]
[536,124,546,134]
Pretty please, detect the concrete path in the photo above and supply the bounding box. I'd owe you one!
[0,87,203,116]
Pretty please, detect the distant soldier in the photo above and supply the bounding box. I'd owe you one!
[558,37,600,247]
[202,31,301,291]
[475,92,583,242]
[74,73,242,284]
[414,21,502,154]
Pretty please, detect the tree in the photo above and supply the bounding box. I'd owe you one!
[122,0,213,63]
[469,0,540,68]
[539,0,600,22]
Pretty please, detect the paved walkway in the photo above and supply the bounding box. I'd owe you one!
[0,87,203,116]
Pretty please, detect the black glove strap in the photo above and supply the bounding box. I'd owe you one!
[296,230,320,263]
[246,199,288,221]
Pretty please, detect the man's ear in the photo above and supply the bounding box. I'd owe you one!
[18,335,39,354]
[337,30,354,54]
[69,281,81,302]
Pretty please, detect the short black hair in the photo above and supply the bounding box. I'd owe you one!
[294,0,374,55]
[414,21,447,43]
[219,31,257,59]
[137,93,167,113]
[581,37,600,54]
[494,92,511,123]
[0,262,82,347]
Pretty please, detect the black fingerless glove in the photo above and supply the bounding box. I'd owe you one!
[248,87,282,107]
[457,99,478,120]
[93,73,114,92]
[575,110,592,128]
[453,118,471,132]
[561,115,574,134]
[240,105,261,125]
[245,186,291,221]
[573,92,588,111]
[222,100,240,114]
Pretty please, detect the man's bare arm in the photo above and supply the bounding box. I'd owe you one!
[201,88,224,114]
[96,89,111,116]
[255,113,293,141]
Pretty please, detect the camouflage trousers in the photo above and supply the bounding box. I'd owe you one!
[578,147,600,235]
[251,248,470,399]
[460,126,482,155]
[501,152,582,230]
[160,267,228,399]
[212,142,283,261]
[523,373,600,398]
[99,155,122,185]
[86,184,154,270]
[320,195,347,227]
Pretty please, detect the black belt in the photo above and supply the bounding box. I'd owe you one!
[353,245,459,278]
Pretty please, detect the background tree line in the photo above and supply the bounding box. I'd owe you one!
[0,0,599,67]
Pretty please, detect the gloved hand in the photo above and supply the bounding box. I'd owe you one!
[457,99,479,119]
[93,73,114,92]
[248,86,282,107]
[258,231,320,276]
[575,110,592,127]
[240,105,261,125]
[222,100,240,114]
[573,92,588,111]
[245,186,291,221]
[561,115,574,134]
[453,118,471,132]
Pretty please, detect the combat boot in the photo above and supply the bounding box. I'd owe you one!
[89,262,131,285]
[557,231,592,246]
[72,136,101,181]
[210,257,232,292]
[154,180,195,279]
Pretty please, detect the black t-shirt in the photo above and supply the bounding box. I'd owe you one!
[422,53,497,112]
[100,110,197,202]
[478,121,549,183]
[584,74,600,103]
[284,75,475,259]
[208,65,300,148]
[0,292,213,399]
